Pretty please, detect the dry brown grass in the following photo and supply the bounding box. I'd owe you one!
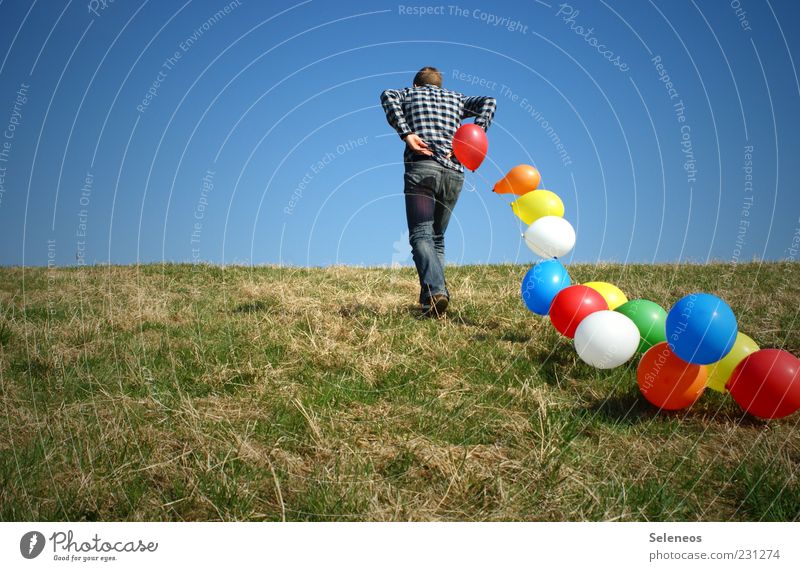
[0,262,798,521]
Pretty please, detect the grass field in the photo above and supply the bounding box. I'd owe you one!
[0,262,798,521]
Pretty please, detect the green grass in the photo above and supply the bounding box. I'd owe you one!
[0,262,798,521]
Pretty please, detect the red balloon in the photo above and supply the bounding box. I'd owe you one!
[727,348,800,419]
[549,285,608,338]
[452,124,488,171]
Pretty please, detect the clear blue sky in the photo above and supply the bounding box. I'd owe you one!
[1,0,798,267]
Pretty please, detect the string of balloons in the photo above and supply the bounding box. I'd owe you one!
[452,124,800,419]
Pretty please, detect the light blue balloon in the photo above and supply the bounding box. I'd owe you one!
[666,293,738,364]
[521,259,571,315]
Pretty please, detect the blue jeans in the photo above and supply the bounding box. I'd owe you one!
[403,159,465,304]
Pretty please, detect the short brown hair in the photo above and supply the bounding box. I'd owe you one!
[413,66,442,87]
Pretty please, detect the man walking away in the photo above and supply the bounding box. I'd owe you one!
[380,67,496,317]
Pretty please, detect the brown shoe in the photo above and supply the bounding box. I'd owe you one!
[422,294,449,318]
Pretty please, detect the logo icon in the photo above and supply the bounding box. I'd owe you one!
[20,531,45,559]
[391,230,412,268]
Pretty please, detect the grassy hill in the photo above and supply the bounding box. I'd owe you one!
[0,262,798,521]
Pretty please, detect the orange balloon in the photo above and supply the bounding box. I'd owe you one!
[493,164,540,195]
[637,342,708,410]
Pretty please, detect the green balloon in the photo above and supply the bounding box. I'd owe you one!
[615,299,667,354]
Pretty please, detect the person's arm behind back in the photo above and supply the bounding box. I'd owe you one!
[380,89,412,138]
[461,94,497,131]
[380,88,433,156]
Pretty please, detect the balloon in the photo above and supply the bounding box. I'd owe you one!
[614,299,668,354]
[637,342,708,410]
[727,349,800,419]
[493,164,540,195]
[583,281,628,311]
[520,259,571,316]
[705,332,760,393]
[511,190,563,225]
[549,285,608,338]
[452,124,488,171]
[574,310,640,369]
[665,293,738,365]
[523,216,576,259]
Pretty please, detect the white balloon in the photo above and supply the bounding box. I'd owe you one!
[574,310,640,369]
[523,216,576,258]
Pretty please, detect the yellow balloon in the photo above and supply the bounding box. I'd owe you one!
[583,281,628,310]
[510,190,565,225]
[706,332,760,393]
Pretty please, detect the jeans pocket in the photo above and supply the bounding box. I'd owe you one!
[404,165,439,194]
[445,171,465,203]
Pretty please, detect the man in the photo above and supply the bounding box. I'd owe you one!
[380,67,496,317]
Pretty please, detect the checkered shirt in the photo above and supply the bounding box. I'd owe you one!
[380,84,497,172]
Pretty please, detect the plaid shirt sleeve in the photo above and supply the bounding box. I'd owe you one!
[380,89,413,139]
[461,95,497,130]
[380,84,498,172]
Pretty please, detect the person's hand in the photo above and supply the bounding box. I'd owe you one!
[404,133,433,156]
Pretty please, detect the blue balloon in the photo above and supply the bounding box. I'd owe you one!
[521,259,571,315]
[666,293,738,364]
